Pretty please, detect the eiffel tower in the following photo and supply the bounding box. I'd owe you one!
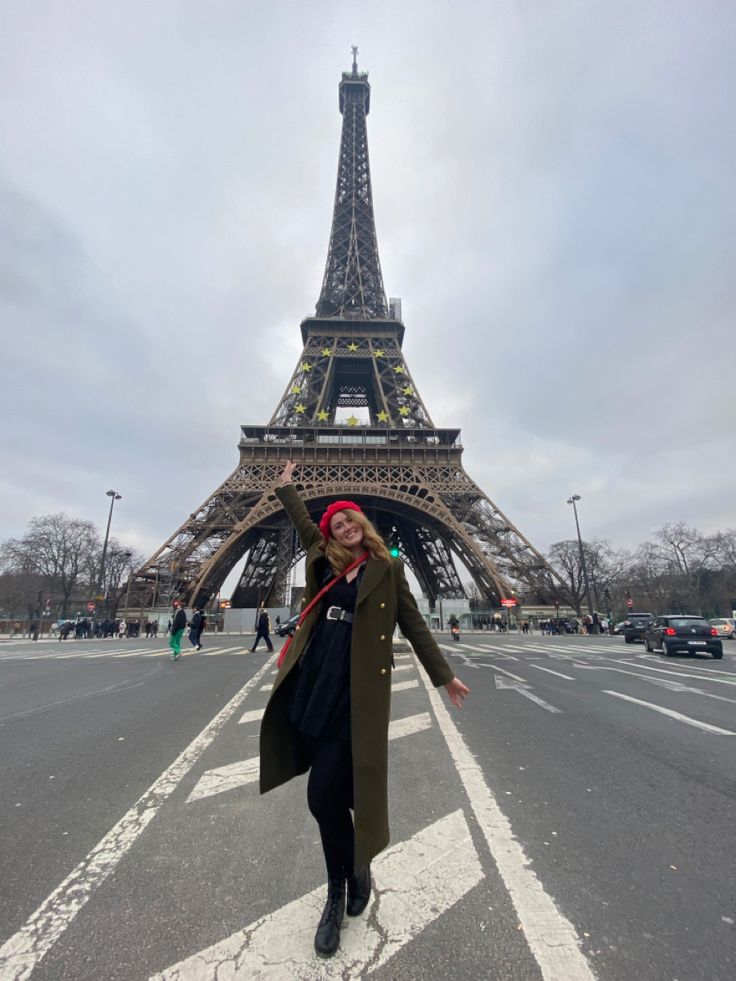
[129,51,565,612]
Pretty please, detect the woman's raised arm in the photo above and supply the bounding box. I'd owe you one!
[275,461,323,552]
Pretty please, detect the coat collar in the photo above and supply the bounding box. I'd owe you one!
[356,557,390,606]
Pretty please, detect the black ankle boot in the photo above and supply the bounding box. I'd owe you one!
[314,878,346,958]
[346,865,371,917]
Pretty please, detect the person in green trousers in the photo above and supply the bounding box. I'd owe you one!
[169,602,187,660]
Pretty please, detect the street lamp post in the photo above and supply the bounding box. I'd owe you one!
[99,489,122,610]
[566,494,598,633]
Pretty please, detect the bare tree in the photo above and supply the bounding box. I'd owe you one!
[1,514,99,617]
[547,538,623,615]
[652,522,719,613]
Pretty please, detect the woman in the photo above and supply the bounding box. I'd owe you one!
[260,461,469,958]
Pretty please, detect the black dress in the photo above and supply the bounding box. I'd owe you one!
[289,572,358,742]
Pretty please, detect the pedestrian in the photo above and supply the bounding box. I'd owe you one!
[189,608,206,650]
[118,618,127,639]
[249,604,274,653]
[168,603,186,661]
[260,461,470,959]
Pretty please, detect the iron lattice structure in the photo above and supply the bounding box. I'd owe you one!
[129,55,566,612]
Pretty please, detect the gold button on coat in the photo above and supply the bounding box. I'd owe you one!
[380,634,386,641]
[380,602,385,609]
[380,668,387,675]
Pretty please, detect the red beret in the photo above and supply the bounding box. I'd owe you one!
[319,500,364,539]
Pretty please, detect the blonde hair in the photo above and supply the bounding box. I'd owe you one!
[320,508,391,574]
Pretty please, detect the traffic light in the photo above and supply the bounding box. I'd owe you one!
[390,546,400,558]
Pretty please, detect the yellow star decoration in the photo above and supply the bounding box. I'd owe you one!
[295,403,306,414]
[376,410,389,423]
[302,363,312,372]
[316,409,329,422]
[321,347,333,357]
[347,342,359,352]
[346,415,360,427]
[393,365,405,374]
[373,349,384,358]
[402,385,413,396]
[290,385,302,395]
[399,406,411,417]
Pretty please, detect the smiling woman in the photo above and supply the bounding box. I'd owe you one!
[259,460,469,959]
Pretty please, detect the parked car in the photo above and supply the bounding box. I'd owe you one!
[644,615,723,659]
[276,613,300,637]
[709,618,736,640]
[623,612,654,643]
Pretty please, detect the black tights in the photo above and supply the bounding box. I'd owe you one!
[306,737,355,881]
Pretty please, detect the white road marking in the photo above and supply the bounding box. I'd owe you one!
[0,658,275,981]
[149,809,482,980]
[419,675,595,980]
[459,644,520,660]
[190,711,434,803]
[188,758,260,802]
[238,708,265,725]
[637,653,736,678]
[531,665,575,681]
[576,664,736,705]
[494,676,562,713]
[388,712,432,740]
[260,683,273,691]
[604,690,736,735]
[487,664,528,683]
[603,657,736,687]
[392,679,419,692]
[200,646,245,656]
[392,662,415,673]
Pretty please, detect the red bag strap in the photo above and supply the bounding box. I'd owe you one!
[277,551,368,668]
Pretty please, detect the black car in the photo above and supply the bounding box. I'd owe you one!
[276,613,300,637]
[623,612,654,643]
[643,615,723,659]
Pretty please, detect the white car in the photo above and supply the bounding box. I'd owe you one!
[709,618,735,640]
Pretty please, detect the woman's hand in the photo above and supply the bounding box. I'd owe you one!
[279,460,296,486]
[444,677,469,708]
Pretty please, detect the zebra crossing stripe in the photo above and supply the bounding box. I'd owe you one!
[187,758,259,802]
[388,712,431,740]
[200,646,245,656]
[149,809,482,980]
[392,679,419,692]
[238,708,265,725]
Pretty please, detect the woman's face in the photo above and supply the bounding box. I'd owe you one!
[329,510,364,550]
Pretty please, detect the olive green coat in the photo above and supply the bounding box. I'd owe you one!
[259,483,454,868]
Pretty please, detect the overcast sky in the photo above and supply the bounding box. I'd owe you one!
[1,0,735,581]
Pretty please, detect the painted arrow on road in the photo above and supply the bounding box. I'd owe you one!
[494,674,561,713]
[187,713,434,803]
[149,808,482,980]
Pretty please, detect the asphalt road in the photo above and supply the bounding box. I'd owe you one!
[0,632,734,980]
